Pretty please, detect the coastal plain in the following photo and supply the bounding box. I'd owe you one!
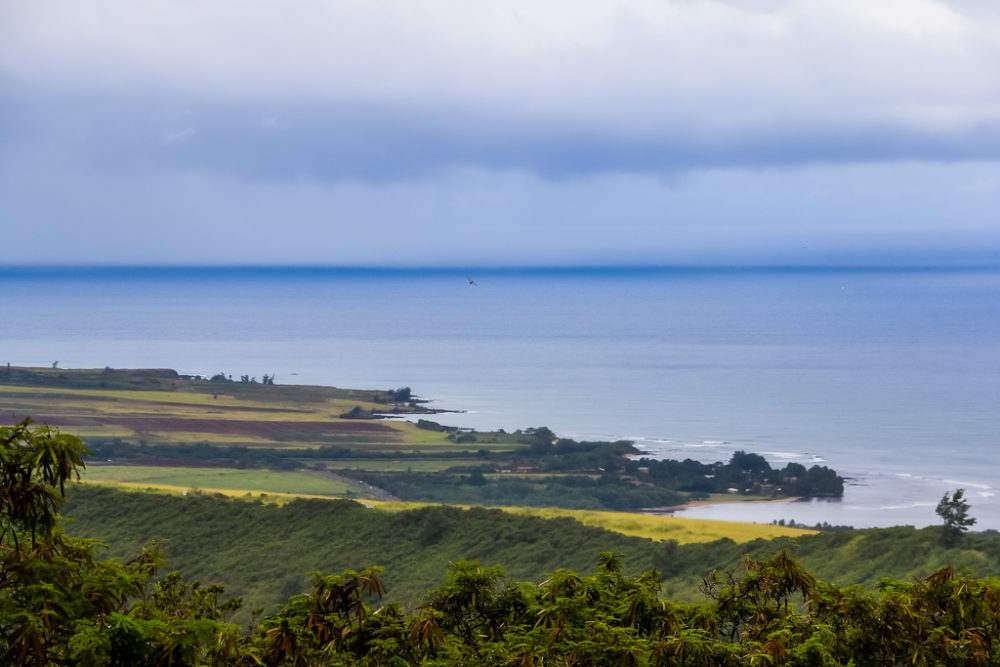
[3,365,816,543]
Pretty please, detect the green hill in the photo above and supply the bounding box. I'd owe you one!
[9,417,1000,666]
[62,485,1000,623]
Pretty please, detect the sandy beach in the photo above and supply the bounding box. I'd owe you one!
[643,496,803,514]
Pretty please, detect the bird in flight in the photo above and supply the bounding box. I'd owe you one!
[466,276,477,286]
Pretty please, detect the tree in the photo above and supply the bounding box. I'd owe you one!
[0,420,243,665]
[527,426,557,454]
[729,450,771,474]
[936,488,976,546]
[390,386,412,402]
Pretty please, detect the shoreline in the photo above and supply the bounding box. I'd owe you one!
[0,365,836,522]
[643,495,803,514]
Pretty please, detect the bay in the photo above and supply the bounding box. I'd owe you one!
[3,266,999,529]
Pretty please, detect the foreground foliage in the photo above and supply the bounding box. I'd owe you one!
[253,553,1000,667]
[6,420,1000,665]
[0,420,245,665]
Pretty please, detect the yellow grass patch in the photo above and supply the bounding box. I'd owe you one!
[79,465,365,496]
[0,385,233,406]
[76,480,337,505]
[0,384,389,420]
[367,502,815,544]
[498,507,816,543]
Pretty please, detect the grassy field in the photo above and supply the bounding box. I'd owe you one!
[0,367,470,452]
[496,506,815,543]
[77,481,357,503]
[324,458,487,472]
[0,368,534,457]
[80,465,368,497]
[368,501,816,544]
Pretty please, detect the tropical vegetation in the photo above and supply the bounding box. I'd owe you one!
[6,419,1000,665]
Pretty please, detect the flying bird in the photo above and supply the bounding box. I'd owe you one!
[466,276,477,286]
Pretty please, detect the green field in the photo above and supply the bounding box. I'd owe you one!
[1,365,842,517]
[80,465,365,497]
[323,457,486,472]
[0,368,548,459]
[0,367,460,452]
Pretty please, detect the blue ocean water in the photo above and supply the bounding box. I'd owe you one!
[3,266,1000,529]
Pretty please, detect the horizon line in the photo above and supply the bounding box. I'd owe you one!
[4,263,1000,277]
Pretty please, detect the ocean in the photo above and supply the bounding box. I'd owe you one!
[3,266,999,529]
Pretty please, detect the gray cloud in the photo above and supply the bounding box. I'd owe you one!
[3,0,1000,265]
[4,151,1000,265]
[4,0,1000,181]
[7,92,1000,184]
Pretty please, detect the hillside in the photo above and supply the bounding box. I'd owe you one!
[62,485,1000,623]
[9,415,1000,665]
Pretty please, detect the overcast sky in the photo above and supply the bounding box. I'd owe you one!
[3,0,1000,266]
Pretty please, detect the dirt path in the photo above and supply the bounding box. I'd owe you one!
[304,468,400,502]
